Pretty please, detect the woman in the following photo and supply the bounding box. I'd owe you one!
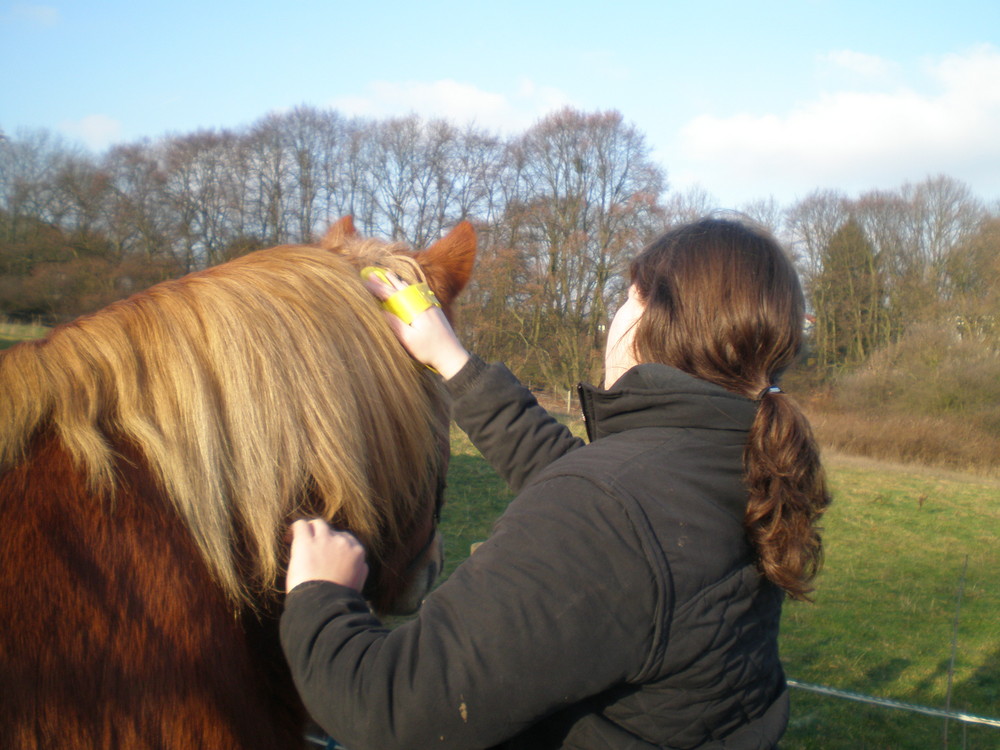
[281,217,831,749]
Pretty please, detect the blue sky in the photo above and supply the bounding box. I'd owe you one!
[3,0,999,208]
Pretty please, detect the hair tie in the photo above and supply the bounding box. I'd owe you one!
[756,385,783,401]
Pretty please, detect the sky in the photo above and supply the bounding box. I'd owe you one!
[2,0,1000,210]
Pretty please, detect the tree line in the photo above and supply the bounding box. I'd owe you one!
[2,107,998,389]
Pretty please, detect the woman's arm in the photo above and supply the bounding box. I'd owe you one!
[447,356,583,493]
[281,476,658,750]
[366,272,583,492]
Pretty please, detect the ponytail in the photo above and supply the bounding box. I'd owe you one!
[744,390,830,601]
[630,217,831,600]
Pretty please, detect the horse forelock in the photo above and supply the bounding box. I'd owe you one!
[0,240,448,608]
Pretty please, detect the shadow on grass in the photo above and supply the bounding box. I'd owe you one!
[863,657,911,688]
[439,453,514,580]
[963,646,1000,709]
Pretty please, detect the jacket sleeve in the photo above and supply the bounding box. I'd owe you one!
[445,355,585,493]
[280,475,660,750]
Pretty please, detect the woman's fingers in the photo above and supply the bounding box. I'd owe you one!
[363,269,408,300]
[285,519,369,594]
[362,268,471,378]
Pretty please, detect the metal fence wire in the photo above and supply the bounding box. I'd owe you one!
[788,679,1000,729]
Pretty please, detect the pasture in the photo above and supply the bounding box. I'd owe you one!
[4,317,996,746]
[440,430,1000,749]
[0,318,47,350]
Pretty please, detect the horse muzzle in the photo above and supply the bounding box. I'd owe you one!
[386,530,444,616]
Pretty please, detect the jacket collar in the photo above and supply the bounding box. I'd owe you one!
[577,363,757,442]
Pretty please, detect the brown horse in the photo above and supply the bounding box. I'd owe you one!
[0,217,476,749]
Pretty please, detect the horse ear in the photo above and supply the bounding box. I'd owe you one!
[320,216,357,249]
[416,221,477,306]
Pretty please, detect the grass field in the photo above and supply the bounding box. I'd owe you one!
[779,454,999,748]
[0,318,48,350]
[439,432,1000,749]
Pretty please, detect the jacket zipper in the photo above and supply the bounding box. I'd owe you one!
[577,382,596,443]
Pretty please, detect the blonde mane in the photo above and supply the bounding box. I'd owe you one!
[0,237,448,606]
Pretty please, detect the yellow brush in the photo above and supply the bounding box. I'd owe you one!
[360,266,441,325]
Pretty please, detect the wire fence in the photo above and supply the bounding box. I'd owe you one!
[305,730,345,749]
[788,679,1000,729]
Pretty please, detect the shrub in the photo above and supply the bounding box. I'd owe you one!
[835,324,1000,433]
[800,324,1000,474]
[804,408,1000,476]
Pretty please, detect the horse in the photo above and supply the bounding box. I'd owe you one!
[0,217,476,749]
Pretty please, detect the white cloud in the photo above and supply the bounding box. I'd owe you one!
[820,50,897,79]
[331,79,573,133]
[670,46,1000,206]
[927,44,1000,103]
[59,114,123,152]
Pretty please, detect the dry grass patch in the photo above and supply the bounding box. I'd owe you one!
[803,403,1000,479]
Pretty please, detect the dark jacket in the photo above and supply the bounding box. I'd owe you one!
[281,357,788,749]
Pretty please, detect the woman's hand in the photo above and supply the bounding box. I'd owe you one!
[364,271,471,380]
[285,519,369,594]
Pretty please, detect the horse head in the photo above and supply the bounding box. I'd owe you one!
[0,217,475,749]
[313,216,476,614]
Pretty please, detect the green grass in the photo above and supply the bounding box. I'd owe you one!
[779,456,999,748]
[437,437,1000,749]
[0,318,49,349]
[438,425,516,577]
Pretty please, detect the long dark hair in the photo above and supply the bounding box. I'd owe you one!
[630,217,830,601]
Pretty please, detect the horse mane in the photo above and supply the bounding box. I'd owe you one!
[0,235,448,607]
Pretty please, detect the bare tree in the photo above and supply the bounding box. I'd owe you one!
[902,175,986,297]
[161,130,243,270]
[785,189,849,283]
[10,112,997,393]
[488,108,666,386]
[662,184,717,227]
[739,196,784,235]
[243,116,294,246]
[946,216,1000,346]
